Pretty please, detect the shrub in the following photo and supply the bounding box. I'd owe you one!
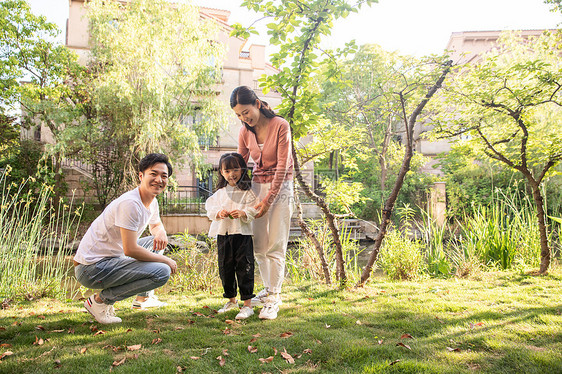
[377,229,425,280]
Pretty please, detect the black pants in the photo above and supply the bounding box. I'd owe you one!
[217,234,255,300]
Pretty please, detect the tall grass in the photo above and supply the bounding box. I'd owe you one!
[0,167,81,300]
[286,218,363,284]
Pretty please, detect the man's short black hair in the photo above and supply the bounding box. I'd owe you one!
[139,153,173,177]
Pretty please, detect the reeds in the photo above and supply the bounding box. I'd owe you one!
[0,167,81,300]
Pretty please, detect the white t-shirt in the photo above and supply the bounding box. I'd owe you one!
[205,185,258,237]
[74,187,161,265]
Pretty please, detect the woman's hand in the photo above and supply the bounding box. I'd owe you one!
[217,209,230,219]
[254,200,271,218]
[229,209,247,219]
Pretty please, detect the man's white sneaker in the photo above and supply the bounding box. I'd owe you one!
[132,295,167,310]
[217,300,239,313]
[84,296,122,324]
[235,306,254,320]
[259,296,280,320]
[251,289,269,307]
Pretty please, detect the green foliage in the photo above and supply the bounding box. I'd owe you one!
[287,219,364,283]
[0,168,81,300]
[167,231,219,292]
[377,228,425,280]
[82,0,228,189]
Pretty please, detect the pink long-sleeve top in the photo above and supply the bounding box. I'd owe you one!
[238,116,294,204]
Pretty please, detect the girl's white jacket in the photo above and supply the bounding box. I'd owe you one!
[205,185,259,237]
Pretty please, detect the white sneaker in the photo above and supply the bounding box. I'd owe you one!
[132,295,167,310]
[84,296,122,324]
[235,306,254,320]
[217,300,239,313]
[251,289,269,307]
[259,296,280,320]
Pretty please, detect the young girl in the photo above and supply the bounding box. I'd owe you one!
[205,153,258,320]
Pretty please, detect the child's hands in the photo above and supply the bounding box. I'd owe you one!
[229,209,247,219]
[217,209,231,219]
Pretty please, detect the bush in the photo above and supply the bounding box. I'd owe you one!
[378,229,425,280]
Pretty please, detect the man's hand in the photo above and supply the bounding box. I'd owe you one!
[254,200,271,218]
[229,209,247,219]
[217,209,231,219]
[153,230,168,252]
[164,257,177,274]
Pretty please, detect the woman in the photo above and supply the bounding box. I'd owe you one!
[230,86,294,320]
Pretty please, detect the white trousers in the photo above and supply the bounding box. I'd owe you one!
[252,181,293,294]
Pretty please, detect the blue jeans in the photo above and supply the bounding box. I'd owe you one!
[74,236,170,305]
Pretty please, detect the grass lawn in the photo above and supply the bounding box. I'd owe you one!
[0,270,561,373]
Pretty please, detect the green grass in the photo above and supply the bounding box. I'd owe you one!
[0,269,561,373]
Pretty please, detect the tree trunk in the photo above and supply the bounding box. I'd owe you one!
[291,140,348,285]
[356,60,452,287]
[529,182,551,273]
[294,190,331,284]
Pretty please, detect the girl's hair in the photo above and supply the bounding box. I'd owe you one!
[216,152,252,191]
[230,86,278,134]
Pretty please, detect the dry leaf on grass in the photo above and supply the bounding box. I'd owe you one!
[325,324,331,328]
[378,339,383,345]
[248,345,258,353]
[303,348,312,354]
[222,349,229,356]
[225,319,235,325]
[252,333,262,338]
[273,347,278,355]
[93,330,105,336]
[259,356,274,364]
[38,315,45,320]
[280,348,295,364]
[0,344,11,348]
[249,337,257,343]
[111,357,126,369]
[216,355,225,367]
[50,329,65,333]
[190,356,200,360]
[280,331,293,338]
[33,336,44,346]
[396,342,411,350]
[223,327,231,335]
[389,359,401,365]
[0,351,13,361]
[400,333,413,339]
[80,347,87,354]
[127,344,142,351]
[35,325,45,331]
[152,338,162,345]
[446,347,461,352]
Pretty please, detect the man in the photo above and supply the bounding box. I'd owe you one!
[74,153,177,324]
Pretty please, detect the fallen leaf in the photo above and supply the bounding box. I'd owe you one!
[225,319,235,325]
[396,342,411,350]
[190,356,200,360]
[389,359,401,365]
[93,330,105,336]
[217,355,225,367]
[53,359,62,368]
[248,345,258,353]
[38,315,45,320]
[315,339,322,344]
[152,338,162,345]
[152,329,160,334]
[0,328,5,331]
[435,316,444,324]
[203,305,209,309]
[222,349,229,356]
[249,337,257,343]
[50,329,65,333]
[259,356,274,363]
[111,357,126,367]
[252,333,262,338]
[33,336,44,346]
[280,332,293,338]
[90,325,98,332]
[127,344,142,351]
[35,325,45,331]
[67,328,75,334]
[192,312,205,317]
[307,297,314,301]
[223,327,231,335]
[303,348,312,355]
[400,333,414,339]
[325,324,331,328]
[356,320,362,325]
[378,339,383,345]
[273,347,278,355]
[126,328,133,333]
[280,349,295,364]
[446,347,461,352]
[0,344,10,348]
[0,351,13,360]
[80,347,87,354]
[175,327,185,330]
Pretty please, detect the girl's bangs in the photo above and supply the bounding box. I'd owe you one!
[220,155,243,170]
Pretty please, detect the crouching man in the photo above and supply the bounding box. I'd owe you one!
[73,153,177,324]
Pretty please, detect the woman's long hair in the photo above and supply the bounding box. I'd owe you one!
[215,152,252,191]
[230,86,278,134]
